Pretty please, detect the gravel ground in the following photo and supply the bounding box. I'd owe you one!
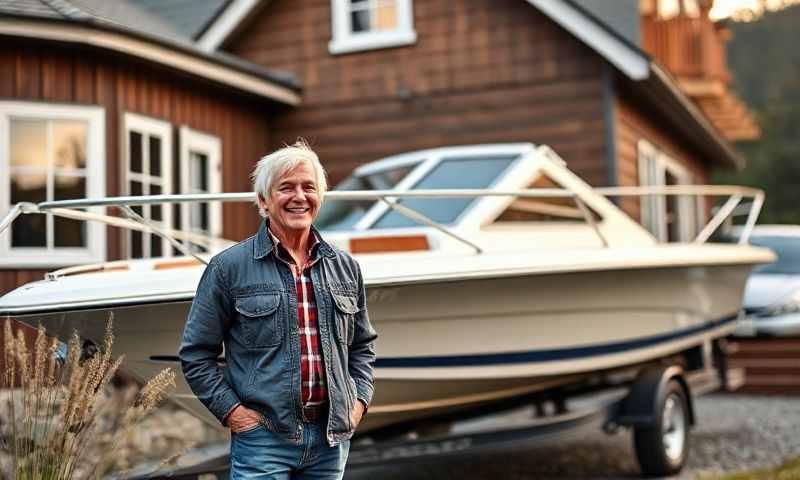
[345,394,800,480]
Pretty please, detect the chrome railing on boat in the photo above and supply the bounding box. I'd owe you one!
[0,183,764,260]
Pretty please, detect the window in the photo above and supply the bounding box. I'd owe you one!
[123,113,172,259]
[0,102,105,267]
[371,155,517,228]
[495,174,602,224]
[179,126,222,252]
[638,140,700,242]
[329,0,416,54]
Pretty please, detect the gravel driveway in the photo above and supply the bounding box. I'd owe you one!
[345,394,800,480]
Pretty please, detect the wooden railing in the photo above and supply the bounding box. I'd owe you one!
[642,15,730,83]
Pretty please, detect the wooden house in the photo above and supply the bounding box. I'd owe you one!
[0,0,758,294]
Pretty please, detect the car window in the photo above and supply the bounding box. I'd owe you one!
[370,155,518,229]
[750,235,800,274]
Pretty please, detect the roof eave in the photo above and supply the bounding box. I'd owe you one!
[643,63,744,169]
[0,15,301,106]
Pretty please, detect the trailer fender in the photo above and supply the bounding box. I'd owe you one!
[614,365,695,428]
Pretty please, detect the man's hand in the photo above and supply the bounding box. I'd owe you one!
[227,405,262,433]
[351,400,366,428]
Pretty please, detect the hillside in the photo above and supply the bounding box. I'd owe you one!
[715,4,800,224]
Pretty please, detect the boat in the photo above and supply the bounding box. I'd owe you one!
[0,143,774,434]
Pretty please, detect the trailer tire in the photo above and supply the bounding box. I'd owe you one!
[633,379,690,477]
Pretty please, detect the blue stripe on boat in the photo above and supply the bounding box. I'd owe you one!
[374,313,738,368]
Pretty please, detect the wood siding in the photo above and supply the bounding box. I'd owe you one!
[614,84,710,220]
[226,0,611,186]
[0,38,276,294]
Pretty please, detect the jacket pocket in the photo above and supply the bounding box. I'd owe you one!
[331,291,358,345]
[235,293,282,348]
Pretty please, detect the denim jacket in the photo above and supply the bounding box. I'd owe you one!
[179,220,377,446]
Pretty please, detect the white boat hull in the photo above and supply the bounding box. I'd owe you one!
[5,261,749,433]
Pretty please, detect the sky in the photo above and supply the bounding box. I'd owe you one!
[709,0,800,19]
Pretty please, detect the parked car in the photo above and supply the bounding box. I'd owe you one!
[731,225,800,337]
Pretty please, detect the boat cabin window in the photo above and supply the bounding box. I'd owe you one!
[315,162,417,230]
[371,155,518,228]
[494,174,602,223]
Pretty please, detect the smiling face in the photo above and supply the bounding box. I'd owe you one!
[261,162,320,238]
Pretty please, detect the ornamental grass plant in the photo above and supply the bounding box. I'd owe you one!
[0,314,175,479]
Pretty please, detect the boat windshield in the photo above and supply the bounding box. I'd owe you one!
[315,154,518,231]
[315,163,418,231]
[371,155,517,228]
[749,235,800,274]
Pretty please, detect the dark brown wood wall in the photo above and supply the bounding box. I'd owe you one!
[0,38,275,294]
[226,0,611,185]
[614,87,710,220]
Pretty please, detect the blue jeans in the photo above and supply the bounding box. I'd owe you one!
[230,422,350,480]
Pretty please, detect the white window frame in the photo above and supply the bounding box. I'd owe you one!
[329,0,417,55]
[179,126,223,248]
[0,101,106,268]
[638,139,698,242]
[122,112,173,259]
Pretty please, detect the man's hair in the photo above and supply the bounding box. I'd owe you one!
[251,139,328,218]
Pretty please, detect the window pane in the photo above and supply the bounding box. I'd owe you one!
[130,181,143,218]
[12,215,46,248]
[190,151,209,191]
[375,0,397,30]
[150,136,161,177]
[131,231,143,258]
[130,131,143,173]
[130,181,143,196]
[351,9,370,32]
[11,173,47,247]
[150,184,163,222]
[54,175,85,200]
[151,235,163,257]
[11,173,47,203]
[54,217,86,247]
[372,155,518,228]
[53,121,87,170]
[10,119,47,169]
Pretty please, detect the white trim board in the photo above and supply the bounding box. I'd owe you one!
[525,0,649,80]
[197,0,262,52]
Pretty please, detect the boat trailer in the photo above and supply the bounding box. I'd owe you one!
[129,347,743,480]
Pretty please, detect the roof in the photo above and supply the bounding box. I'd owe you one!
[0,0,300,105]
[127,0,228,39]
[571,0,641,47]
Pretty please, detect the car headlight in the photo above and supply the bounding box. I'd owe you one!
[766,290,800,316]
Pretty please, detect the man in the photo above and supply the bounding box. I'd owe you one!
[180,140,377,479]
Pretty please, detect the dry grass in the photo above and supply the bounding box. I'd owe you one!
[701,458,800,480]
[1,313,175,479]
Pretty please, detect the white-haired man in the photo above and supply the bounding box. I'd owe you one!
[180,140,377,479]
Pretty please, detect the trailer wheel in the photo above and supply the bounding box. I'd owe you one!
[633,379,689,476]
